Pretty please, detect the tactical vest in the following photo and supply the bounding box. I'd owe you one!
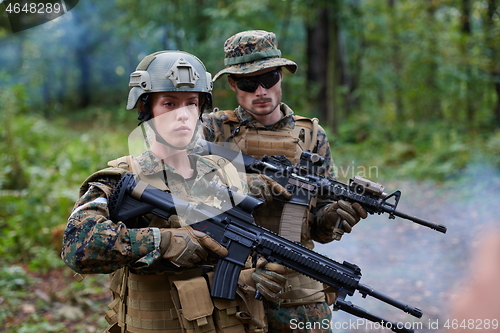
[217,110,319,163]
[101,155,266,333]
[215,110,328,306]
[215,110,318,245]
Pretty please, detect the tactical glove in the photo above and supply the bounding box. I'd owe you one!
[160,226,228,267]
[247,174,292,204]
[324,200,368,240]
[251,258,287,308]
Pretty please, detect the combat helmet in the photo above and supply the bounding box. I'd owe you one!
[127,51,213,121]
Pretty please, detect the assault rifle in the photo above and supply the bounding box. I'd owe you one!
[193,140,447,234]
[109,173,423,333]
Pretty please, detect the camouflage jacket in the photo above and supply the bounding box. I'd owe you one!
[202,104,338,244]
[61,150,235,274]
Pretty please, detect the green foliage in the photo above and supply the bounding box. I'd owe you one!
[0,265,31,291]
[3,320,66,333]
[0,85,133,267]
[1,0,499,130]
[3,1,499,331]
[330,117,492,183]
[0,265,32,328]
[28,246,67,273]
[485,130,500,166]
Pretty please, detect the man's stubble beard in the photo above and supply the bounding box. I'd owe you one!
[243,89,282,118]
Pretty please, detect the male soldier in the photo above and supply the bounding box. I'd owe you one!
[203,30,368,332]
[62,50,285,333]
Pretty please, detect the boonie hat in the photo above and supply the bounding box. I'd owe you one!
[213,30,297,81]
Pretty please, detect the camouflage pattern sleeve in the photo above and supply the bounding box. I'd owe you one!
[61,176,161,274]
[315,123,334,178]
[201,111,225,143]
[310,124,336,243]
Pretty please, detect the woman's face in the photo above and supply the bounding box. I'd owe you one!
[149,91,200,148]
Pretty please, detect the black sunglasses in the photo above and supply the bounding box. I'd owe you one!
[231,69,281,93]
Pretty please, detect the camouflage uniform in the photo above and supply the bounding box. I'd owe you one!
[62,150,230,275]
[62,150,268,333]
[203,106,335,333]
[203,105,337,245]
[62,49,271,333]
[203,30,338,332]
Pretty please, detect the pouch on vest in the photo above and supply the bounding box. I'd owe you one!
[235,269,267,333]
[218,110,319,162]
[206,270,267,333]
[172,276,216,333]
[212,298,246,333]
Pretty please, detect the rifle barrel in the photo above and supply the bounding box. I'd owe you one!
[335,299,414,333]
[386,207,447,234]
[357,284,423,318]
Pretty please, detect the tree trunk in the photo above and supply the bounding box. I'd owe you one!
[72,9,91,108]
[461,0,474,125]
[327,4,340,133]
[343,0,364,114]
[426,0,441,119]
[75,42,91,108]
[495,82,500,128]
[306,8,330,128]
[388,0,404,118]
[486,0,500,128]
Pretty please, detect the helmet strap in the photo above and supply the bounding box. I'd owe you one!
[137,94,153,126]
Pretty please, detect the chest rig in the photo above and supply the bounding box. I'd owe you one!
[218,110,319,163]
[216,110,319,245]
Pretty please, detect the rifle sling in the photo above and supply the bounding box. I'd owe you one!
[279,202,307,243]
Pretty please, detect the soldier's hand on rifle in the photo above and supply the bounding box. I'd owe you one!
[251,257,287,308]
[324,200,368,240]
[247,174,292,204]
[160,226,228,267]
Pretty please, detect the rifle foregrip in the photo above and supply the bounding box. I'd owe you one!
[210,258,243,300]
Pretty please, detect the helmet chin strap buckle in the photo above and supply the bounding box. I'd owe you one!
[166,58,200,88]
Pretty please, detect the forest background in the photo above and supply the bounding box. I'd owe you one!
[1,0,500,332]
